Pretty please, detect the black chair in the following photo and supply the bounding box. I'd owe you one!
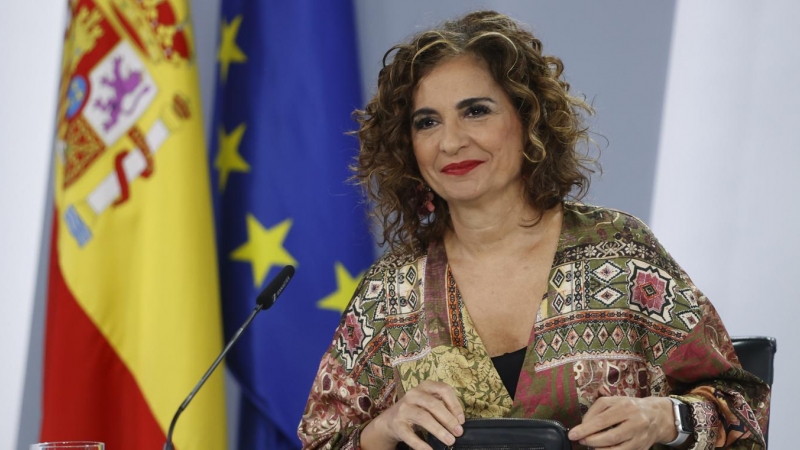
[731,336,776,448]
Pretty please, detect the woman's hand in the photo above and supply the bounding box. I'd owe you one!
[361,380,465,450]
[568,395,676,450]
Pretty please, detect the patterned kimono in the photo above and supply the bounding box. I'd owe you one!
[298,203,770,449]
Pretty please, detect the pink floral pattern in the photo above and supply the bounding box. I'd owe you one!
[632,271,667,313]
[626,261,676,324]
[341,314,365,356]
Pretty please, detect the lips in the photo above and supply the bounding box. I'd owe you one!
[441,160,484,175]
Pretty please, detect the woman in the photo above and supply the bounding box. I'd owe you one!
[298,11,769,450]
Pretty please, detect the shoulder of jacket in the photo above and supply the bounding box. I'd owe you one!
[564,201,650,231]
[367,248,426,277]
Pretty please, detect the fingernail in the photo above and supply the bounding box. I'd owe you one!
[568,430,577,440]
[455,425,463,436]
[446,434,456,445]
[458,413,465,424]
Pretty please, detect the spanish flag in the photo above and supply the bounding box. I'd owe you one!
[41,1,226,448]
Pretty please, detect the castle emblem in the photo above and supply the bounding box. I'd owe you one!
[56,0,194,247]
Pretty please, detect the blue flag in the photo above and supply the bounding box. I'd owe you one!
[209,1,374,448]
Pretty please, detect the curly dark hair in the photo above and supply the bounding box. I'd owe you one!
[354,10,597,254]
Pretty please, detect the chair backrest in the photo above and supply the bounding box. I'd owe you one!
[731,335,776,449]
[731,336,777,385]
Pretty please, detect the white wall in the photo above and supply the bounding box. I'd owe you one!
[652,1,799,447]
[0,2,65,449]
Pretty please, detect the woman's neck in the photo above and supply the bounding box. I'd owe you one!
[444,193,561,261]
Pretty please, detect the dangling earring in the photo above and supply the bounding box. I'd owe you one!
[415,182,435,215]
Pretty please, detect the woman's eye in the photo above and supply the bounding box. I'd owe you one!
[466,105,490,117]
[414,117,437,130]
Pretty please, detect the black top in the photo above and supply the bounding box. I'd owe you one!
[490,347,526,400]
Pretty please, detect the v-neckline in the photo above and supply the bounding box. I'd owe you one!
[444,264,541,401]
[446,263,547,354]
[425,203,569,403]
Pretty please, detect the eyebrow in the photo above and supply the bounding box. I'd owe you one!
[411,97,497,120]
[456,97,496,109]
[411,107,437,120]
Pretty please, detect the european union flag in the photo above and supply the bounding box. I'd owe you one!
[209,1,374,448]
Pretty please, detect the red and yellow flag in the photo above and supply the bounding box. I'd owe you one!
[42,0,226,448]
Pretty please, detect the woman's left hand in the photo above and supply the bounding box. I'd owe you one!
[567,395,677,449]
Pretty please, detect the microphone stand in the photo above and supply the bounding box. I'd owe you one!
[163,264,295,450]
[163,303,263,450]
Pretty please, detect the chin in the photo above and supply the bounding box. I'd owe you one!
[439,190,484,205]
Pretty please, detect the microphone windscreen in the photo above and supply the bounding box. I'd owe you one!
[256,265,295,309]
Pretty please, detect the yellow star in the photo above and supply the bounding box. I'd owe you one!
[215,123,250,191]
[317,262,365,313]
[217,15,247,82]
[230,215,298,288]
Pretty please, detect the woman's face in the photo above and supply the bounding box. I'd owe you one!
[411,54,525,209]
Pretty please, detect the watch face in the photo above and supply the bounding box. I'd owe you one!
[678,404,693,433]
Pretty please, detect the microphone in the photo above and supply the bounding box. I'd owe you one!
[163,265,295,450]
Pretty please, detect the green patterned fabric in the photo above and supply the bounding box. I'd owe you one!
[298,203,769,449]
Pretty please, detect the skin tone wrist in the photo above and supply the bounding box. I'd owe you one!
[567,396,681,449]
[361,418,398,450]
[360,380,464,450]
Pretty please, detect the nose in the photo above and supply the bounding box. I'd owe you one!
[439,121,469,155]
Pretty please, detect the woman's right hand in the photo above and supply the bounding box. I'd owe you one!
[361,380,465,450]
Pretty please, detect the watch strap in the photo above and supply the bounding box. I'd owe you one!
[663,397,692,447]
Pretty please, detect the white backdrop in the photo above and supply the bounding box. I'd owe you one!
[0,1,63,447]
[652,1,800,446]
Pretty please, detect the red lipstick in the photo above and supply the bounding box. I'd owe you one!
[441,160,484,175]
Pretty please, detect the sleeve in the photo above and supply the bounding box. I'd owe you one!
[608,211,770,450]
[626,219,770,450]
[297,264,397,450]
[662,286,770,450]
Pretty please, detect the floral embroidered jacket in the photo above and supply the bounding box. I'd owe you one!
[298,203,770,449]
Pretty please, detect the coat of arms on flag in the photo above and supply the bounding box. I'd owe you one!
[42,1,226,448]
[55,0,197,247]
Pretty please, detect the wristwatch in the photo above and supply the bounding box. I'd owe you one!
[663,397,693,447]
